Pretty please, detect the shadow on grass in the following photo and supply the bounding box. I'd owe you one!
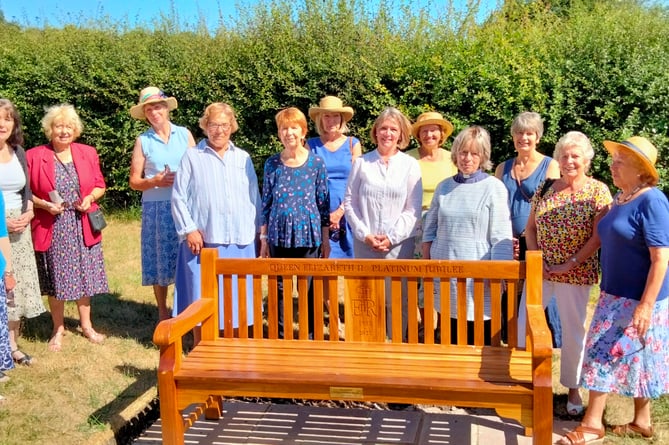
[22,292,159,348]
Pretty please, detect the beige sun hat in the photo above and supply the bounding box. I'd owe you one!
[129,86,178,120]
[308,96,354,122]
[603,136,659,182]
[412,111,454,139]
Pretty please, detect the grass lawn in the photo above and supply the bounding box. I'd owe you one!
[0,216,666,444]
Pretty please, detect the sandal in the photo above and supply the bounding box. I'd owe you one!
[81,327,106,344]
[611,422,654,438]
[558,425,605,445]
[11,349,33,366]
[48,332,64,352]
[0,371,9,383]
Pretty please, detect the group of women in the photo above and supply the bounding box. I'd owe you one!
[0,89,666,443]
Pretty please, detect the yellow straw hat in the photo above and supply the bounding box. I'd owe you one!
[603,136,659,182]
[308,96,354,123]
[412,111,454,139]
[129,86,178,120]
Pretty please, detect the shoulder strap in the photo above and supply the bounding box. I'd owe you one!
[539,178,556,198]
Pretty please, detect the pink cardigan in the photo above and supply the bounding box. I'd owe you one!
[27,143,106,251]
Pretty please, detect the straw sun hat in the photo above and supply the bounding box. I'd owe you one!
[412,111,454,140]
[129,86,178,120]
[308,96,354,122]
[603,136,659,182]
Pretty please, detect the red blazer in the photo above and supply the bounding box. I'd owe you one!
[27,143,106,251]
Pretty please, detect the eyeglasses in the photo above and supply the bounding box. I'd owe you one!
[53,124,74,131]
[207,122,231,131]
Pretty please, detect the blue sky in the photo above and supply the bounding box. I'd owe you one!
[0,0,497,30]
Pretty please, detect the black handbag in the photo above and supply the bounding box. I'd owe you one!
[88,208,107,232]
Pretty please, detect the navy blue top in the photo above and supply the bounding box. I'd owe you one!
[500,156,552,237]
[262,151,330,248]
[599,188,669,301]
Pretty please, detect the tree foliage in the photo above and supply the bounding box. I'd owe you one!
[0,0,668,208]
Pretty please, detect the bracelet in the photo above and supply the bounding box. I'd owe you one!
[3,270,14,277]
[259,234,268,240]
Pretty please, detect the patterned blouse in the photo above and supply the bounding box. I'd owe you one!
[532,177,612,285]
[261,151,330,248]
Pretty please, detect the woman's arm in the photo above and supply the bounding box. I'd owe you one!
[634,246,669,337]
[129,137,174,191]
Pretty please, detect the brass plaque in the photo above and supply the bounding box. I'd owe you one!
[330,386,363,399]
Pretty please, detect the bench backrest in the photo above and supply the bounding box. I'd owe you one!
[199,249,542,348]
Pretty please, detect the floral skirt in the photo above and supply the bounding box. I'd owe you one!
[580,291,669,398]
[140,200,179,286]
[6,208,46,320]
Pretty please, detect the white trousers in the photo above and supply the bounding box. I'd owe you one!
[517,280,592,389]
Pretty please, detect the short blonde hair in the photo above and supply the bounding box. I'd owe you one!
[370,107,412,150]
[199,102,239,134]
[450,126,493,171]
[553,131,594,170]
[275,107,308,136]
[313,113,349,136]
[41,104,83,141]
[510,111,543,140]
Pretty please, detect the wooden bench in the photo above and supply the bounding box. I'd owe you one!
[153,249,553,445]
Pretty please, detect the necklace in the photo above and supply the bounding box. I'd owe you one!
[616,183,646,204]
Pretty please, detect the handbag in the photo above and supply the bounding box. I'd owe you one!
[88,208,107,232]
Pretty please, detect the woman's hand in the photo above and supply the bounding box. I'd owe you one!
[365,234,390,253]
[75,195,95,213]
[3,272,16,292]
[632,302,653,337]
[154,167,176,188]
[329,207,344,230]
[186,230,204,255]
[44,202,65,216]
[6,210,33,233]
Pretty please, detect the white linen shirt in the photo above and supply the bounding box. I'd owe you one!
[171,139,261,245]
[344,149,422,246]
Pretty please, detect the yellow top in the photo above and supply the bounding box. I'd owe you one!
[405,148,458,210]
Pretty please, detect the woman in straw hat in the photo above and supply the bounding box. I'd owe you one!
[307,96,361,259]
[129,87,195,321]
[558,136,669,444]
[406,111,457,335]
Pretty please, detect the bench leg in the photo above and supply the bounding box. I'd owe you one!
[204,395,224,420]
[158,372,185,445]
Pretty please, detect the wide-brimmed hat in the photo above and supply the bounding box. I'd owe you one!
[412,111,454,139]
[308,96,354,122]
[129,86,178,120]
[603,136,659,182]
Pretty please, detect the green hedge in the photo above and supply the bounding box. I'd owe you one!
[0,0,667,208]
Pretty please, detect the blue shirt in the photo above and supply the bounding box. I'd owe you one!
[598,188,669,301]
[171,139,261,245]
[140,123,190,202]
[261,151,330,248]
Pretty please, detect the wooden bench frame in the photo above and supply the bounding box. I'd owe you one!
[154,249,553,445]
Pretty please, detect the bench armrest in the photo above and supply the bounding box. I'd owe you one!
[153,298,215,347]
[525,304,552,358]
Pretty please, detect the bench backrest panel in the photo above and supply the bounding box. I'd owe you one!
[203,251,540,348]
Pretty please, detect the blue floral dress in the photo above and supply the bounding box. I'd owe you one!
[261,151,330,248]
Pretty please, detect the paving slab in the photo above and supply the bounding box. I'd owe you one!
[132,400,579,444]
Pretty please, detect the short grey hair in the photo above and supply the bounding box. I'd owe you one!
[450,126,492,171]
[510,111,543,140]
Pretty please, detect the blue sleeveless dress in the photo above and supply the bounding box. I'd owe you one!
[307,136,358,258]
[500,155,562,347]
